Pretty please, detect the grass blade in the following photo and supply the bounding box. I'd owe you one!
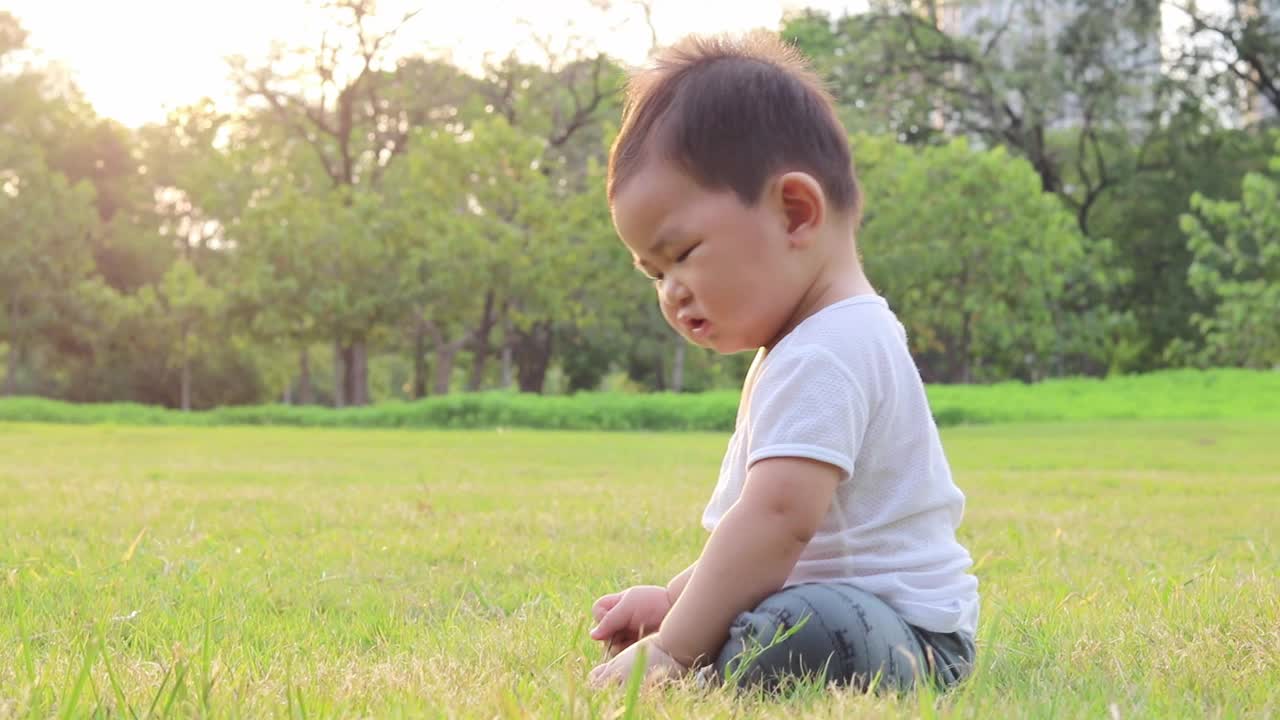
[142,663,173,720]
[121,527,148,564]
[95,628,134,719]
[58,638,99,720]
[16,609,37,684]
[620,644,647,720]
[160,661,188,719]
[200,591,215,715]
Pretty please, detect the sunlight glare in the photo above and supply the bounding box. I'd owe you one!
[5,0,861,127]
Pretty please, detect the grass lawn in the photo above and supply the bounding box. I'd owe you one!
[1,420,1277,718]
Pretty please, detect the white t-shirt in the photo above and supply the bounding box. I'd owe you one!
[703,295,980,636]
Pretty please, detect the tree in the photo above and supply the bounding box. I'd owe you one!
[230,0,480,404]
[229,185,325,404]
[783,2,1167,235]
[1082,115,1273,368]
[854,135,1130,382]
[3,11,150,287]
[1165,0,1280,124]
[383,115,622,395]
[474,43,624,392]
[0,141,100,395]
[784,4,1279,373]
[133,260,226,410]
[1178,139,1280,368]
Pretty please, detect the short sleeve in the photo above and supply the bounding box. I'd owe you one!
[746,345,870,482]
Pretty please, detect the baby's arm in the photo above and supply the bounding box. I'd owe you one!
[665,561,697,601]
[656,456,840,668]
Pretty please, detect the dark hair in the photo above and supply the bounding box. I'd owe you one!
[608,31,861,221]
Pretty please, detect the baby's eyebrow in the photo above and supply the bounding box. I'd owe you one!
[646,228,680,257]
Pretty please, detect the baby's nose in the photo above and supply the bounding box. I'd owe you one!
[660,275,692,305]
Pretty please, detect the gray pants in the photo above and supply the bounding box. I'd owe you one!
[713,582,975,692]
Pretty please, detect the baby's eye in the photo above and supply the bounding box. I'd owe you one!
[675,243,699,263]
[637,267,662,283]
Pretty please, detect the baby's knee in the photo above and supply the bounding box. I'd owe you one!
[712,583,931,692]
[713,589,829,689]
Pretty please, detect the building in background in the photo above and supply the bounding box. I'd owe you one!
[1239,0,1279,125]
[934,0,1163,131]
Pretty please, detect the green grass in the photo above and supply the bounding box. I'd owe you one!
[1,420,1277,718]
[1,368,1277,431]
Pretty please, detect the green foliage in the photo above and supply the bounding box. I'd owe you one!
[0,369,1275,431]
[783,2,1161,159]
[1084,123,1274,368]
[3,3,1279,406]
[925,368,1280,424]
[1179,140,1280,368]
[0,139,101,394]
[785,5,1278,377]
[856,135,1132,382]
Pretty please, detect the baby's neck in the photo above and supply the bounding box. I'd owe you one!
[765,258,873,351]
[808,240,876,306]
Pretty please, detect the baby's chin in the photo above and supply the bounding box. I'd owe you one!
[684,335,723,353]
[706,336,757,355]
[682,322,757,354]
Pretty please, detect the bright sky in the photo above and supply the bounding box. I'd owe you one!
[6,0,862,128]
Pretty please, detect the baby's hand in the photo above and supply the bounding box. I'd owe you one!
[589,635,689,688]
[589,585,672,657]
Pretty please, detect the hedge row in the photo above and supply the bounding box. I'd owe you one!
[0,369,1275,431]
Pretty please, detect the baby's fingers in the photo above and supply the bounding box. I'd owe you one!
[590,602,632,640]
[591,592,623,622]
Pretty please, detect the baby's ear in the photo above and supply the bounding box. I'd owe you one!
[776,172,825,244]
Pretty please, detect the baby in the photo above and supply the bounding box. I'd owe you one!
[587,31,979,692]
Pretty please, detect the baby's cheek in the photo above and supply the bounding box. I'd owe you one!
[658,303,680,329]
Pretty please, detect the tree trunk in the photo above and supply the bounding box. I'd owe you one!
[1029,142,1062,196]
[922,0,939,25]
[671,336,686,393]
[348,340,369,406]
[297,347,314,405]
[412,318,428,399]
[956,262,974,384]
[331,341,370,407]
[3,341,19,397]
[181,360,192,411]
[434,344,460,396]
[500,318,514,389]
[468,342,489,392]
[514,321,554,393]
[333,339,346,408]
[180,327,192,411]
[468,290,499,392]
[427,323,468,396]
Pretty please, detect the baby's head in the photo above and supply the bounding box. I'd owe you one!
[608,31,862,354]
